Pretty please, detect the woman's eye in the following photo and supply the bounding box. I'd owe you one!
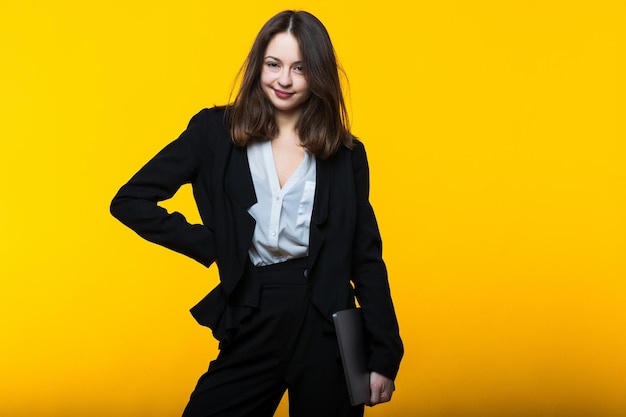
[293,65,304,73]
[265,62,280,71]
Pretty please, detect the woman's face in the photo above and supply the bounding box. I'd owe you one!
[261,32,310,116]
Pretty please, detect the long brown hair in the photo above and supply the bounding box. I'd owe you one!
[228,10,353,159]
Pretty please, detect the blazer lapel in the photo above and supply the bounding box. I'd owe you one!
[222,145,257,295]
[308,157,330,272]
[224,145,257,210]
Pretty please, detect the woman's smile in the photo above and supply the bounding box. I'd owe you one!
[273,89,295,99]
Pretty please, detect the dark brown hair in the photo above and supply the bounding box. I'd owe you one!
[227,10,353,158]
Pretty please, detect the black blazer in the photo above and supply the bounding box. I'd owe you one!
[110,107,403,379]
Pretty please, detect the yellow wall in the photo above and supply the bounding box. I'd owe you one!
[1,1,624,416]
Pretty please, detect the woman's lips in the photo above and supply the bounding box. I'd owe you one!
[274,89,294,99]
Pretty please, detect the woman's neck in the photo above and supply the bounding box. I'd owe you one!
[274,109,302,135]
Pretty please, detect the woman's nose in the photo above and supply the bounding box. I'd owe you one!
[278,69,292,87]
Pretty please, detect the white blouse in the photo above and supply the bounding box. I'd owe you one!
[246,141,317,266]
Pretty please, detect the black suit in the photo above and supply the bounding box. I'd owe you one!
[110,107,403,382]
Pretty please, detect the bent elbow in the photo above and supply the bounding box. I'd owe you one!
[109,193,131,224]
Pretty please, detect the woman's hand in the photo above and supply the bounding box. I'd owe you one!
[367,371,395,406]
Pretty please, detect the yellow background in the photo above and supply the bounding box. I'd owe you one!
[1,0,625,416]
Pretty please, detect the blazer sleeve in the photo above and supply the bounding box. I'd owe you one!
[350,141,404,380]
[110,109,216,267]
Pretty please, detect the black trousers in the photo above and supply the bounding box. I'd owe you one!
[182,258,364,417]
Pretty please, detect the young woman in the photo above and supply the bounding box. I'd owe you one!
[110,10,403,417]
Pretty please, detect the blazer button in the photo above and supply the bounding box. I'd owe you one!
[303,269,308,278]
